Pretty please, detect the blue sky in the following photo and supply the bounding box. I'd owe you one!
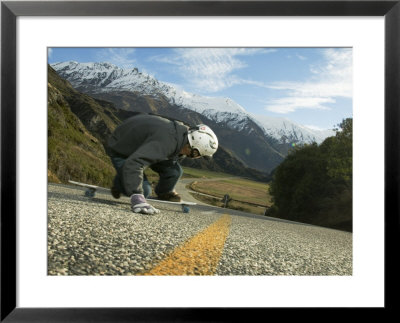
[48,47,352,130]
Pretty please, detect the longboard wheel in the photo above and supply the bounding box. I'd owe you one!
[85,189,96,197]
[182,205,190,213]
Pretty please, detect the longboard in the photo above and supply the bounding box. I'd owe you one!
[68,180,101,197]
[147,197,196,213]
[68,180,196,213]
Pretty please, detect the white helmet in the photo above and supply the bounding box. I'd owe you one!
[188,124,218,158]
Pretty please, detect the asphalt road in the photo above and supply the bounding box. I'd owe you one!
[48,183,352,276]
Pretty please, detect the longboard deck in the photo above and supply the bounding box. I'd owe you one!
[147,198,197,206]
[68,180,196,212]
[69,180,99,190]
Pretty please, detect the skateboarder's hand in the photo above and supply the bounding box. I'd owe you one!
[130,194,160,214]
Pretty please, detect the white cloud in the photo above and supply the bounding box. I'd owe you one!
[304,125,327,131]
[264,48,352,114]
[296,54,307,60]
[48,48,53,59]
[266,97,335,114]
[152,48,275,93]
[267,79,352,100]
[178,48,246,92]
[97,48,137,69]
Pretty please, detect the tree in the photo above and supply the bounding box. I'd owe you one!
[267,118,353,231]
[324,118,352,185]
[269,143,329,220]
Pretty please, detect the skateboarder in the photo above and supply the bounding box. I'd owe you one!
[106,114,218,214]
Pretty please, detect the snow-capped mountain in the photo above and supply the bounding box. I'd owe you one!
[252,115,334,144]
[51,61,247,114]
[51,61,334,145]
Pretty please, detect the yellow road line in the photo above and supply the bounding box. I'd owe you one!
[141,214,231,276]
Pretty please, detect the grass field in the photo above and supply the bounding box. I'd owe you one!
[190,178,271,206]
[181,167,233,179]
[144,166,232,181]
[189,178,272,215]
[145,166,272,216]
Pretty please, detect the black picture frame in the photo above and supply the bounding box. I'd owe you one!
[1,0,399,321]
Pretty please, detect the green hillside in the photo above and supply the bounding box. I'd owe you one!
[47,70,116,187]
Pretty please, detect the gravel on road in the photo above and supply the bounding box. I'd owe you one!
[48,183,352,276]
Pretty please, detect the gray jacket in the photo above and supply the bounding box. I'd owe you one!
[106,114,189,195]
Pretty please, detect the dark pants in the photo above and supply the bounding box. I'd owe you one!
[110,157,183,198]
